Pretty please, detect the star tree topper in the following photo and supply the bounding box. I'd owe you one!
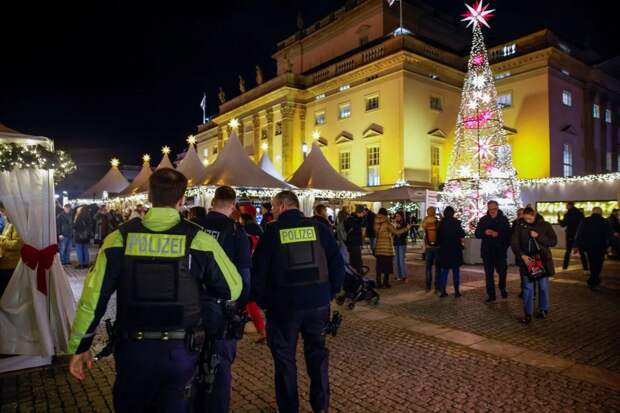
[461,0,495,29]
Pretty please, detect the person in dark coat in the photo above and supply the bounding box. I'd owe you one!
[260,202,274,231]
[559,201,587,270]
[608,208,620,259]
[575,207,613,287]
[475,200,511,303]
[364,208,377,255]
[56,204,74,265]
[511,207,557,324]
[511,208,525,297]
[72,206,93,269]
[437,206,466,298]
[344,206,365,275]
[313,204,331,227]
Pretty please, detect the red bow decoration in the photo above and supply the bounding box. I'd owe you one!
[21,244,59,295]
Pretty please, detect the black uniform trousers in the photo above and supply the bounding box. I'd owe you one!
[113,339,198,413]
[585,249,605,286]
[483,254,507,300]
[267,306,330,413]
[562,236,588,270]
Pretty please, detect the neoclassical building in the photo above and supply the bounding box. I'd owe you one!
[194,0,620,189]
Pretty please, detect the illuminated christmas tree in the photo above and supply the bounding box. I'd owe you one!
[442,0,521,233]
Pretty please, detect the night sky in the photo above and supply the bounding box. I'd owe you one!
[1,0,617,174]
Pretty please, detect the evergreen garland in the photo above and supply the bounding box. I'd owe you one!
[0,143,76,182]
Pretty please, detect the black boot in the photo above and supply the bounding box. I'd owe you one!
[383,273,391,288]
[454,289,462,298]
[520,314,532,324]
[439,289,448,298]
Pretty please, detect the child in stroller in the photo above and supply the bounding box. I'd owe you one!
[336,263,380,310]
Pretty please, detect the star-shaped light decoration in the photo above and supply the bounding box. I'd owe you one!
[471,75,486,89]
[480,93,491,104]
[458,165,473,178]
[476,136,497,159]
[142,154,151,163]
[312,130,321,140]
[162,146,171,155]
[110,158,120,167]
[461,0,495,29]
[187,135,197,145]
[467,100,478,110]
[261,142,269,151]
[228,118,240,130]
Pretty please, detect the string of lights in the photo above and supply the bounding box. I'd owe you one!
[0,142,76,182]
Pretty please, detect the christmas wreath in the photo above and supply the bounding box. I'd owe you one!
[0,143,76,182]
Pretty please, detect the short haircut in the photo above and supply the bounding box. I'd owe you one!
[212,186,236,208]
[262,202,272,211]
[443,206,455,218]
[523,206,536,215]
[567,201,575,207]
[274,190,299,209]
[314,204,327,215]
[378,207,388,216]
[592,207,603,215]
[63,204,72,209]
[487,200,498,207]
[148,168,188,207]
[355,205,365,214]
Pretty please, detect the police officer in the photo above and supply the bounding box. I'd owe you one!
[68,168,242,412]
[192,185,251,413]
[252,190,345,413]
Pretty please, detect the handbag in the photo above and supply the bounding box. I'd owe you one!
[526,237,548,281]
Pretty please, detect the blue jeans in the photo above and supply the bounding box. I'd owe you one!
[522,273,549,316]
[394,244,407,279]
[58,237,72,264]
[425,248,440,290]
[439,267,461,292]
[75,242,90,266]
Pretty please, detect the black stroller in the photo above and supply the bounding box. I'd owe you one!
[336,264,380,310]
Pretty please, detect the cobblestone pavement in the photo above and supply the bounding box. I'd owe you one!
[1,249,620,412]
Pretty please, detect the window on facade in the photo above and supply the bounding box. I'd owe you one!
[562,90,572,107]
[275,121,282,135]
[339,102,351,119]
[314,111,326,125]
[558,43,571,54]
[430,96,443,111]
[339,151,351,178]
[593,104,600,119]
[494,71,511,80]
[502,44,516,56]
[213,146,218,155]
[431,146,440,186]
[562,143,573,177]
[203,148,209,157]
[339,84,350,92]
[261,128,268,140]
[367,146,380,186]
[359,35,369,46]
[497,92,512,109]
[365,95,379,111]
[605,109,612,123]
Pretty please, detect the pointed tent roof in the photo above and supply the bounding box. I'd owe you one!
[176,142,207,185]
[202,133,292,188]
[287,143,364,192]
[120,156,153,196]
[80,159,129,199]
[357,185,430,202]
[258,153,285,181]
[136,147,175,193]
[0,123,20,134]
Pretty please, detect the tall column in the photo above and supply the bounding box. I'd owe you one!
[280,102,295,177]
[266,108,275,160]
[253,113,261,161]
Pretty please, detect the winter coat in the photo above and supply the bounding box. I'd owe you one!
[73,214,93,244]
[393,222,408,246]
[374,214,408,257]
[0,223,23,270]
[364,211,376,238]
[344,215,364,247]
[575,214,613,253]
[313,215,331,228]
[422,215,439,248]
[56,212,73,238]
[475,210,511,259]
[437,217,466,268]
[511,215,557,276]
[559,207,584,239]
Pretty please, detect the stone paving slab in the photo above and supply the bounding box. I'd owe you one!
[470,338,527,358]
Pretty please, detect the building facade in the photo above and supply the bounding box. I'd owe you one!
[194,0,620,189]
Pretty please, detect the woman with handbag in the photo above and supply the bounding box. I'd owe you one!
[511,206,557,324]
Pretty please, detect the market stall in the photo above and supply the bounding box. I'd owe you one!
[0,125,76,373]
[119,154,153,196]
[176,136,207,186]
[79,158,129,200]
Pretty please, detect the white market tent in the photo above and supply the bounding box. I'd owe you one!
[258,153,285,181]
[0,125,75,373]
[176,142,207,186]
[80,159,129,199]
[120,156,152,196]
[136,148,176,193]
[357,185,431,202]
[288,143,364,193]
[202,133,292,188]
[520,173,620,205]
